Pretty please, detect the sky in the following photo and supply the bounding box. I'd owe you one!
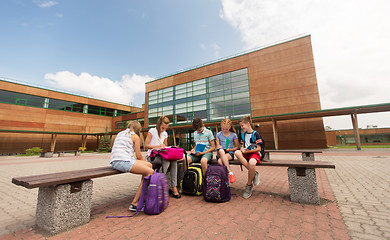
[0,0,389,130]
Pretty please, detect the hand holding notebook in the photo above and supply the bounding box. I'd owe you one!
[192,144,206,154]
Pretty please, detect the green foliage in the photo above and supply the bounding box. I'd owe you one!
[97,128,112,153]
[24,147,43,156]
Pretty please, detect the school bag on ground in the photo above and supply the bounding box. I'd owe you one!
[137,169,169,215]
[203,164,231,202]
[180,164,203,196]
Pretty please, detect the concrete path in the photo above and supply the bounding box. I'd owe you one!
[319,150,390,240]
[0,149,388,239]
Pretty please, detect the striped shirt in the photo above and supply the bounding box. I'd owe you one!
[110,129,136,163]
[193,128,215,151]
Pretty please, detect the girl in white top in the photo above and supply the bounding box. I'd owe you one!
[145,116,181,198]
[110,120,154,211]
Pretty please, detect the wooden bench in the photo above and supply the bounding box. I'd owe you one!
[12,167,122,234]
[263,149,323,161]
[228,159,335,205]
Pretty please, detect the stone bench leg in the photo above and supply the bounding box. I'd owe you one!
[287,167,319,205]
[36,180,93,234]
[75,151,81,156]
[40,152,53,158]
[263,152,270,161]
[58,152,65,157]
[302,152,314,161]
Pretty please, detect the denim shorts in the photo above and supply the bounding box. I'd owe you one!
[111,160,134,173]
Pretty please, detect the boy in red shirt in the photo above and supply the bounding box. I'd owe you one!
[234,116,264,199]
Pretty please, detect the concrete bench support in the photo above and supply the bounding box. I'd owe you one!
[39,152,53,158]
[287,167,319,204]
[36,180,93,234]
[57,152,65,157]
[302,152,315,161]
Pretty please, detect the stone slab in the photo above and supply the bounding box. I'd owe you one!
[36,180,93,234]
[288,167,319,204]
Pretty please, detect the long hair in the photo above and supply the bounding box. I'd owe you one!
[156,115,170,138]
[127,120,144,145]
[127,120,142,136]
[221,118,236,133]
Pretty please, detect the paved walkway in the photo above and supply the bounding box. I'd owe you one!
[0,149,388,239]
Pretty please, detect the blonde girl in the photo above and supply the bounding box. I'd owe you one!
[215,118,239,183]
[110,120,154,211]
[145,116,181,198]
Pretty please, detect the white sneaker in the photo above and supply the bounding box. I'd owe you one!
[243,184,253,199]
[253,171,260,186]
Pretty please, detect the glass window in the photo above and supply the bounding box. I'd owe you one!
[193,78,206,85]
[176,93,186,100]
[163,87,173,93]
[72,103,84,113]
[209,96,224,103]
[87,105,101,115]
[176,83,186,89]
[194,110,207,120]
[0,90,17,104]
[193,84,205,91]
[231,68,247,77]
[232,92,249,100]
[176,88,186,94]
[233,97,250,106]
[209,74,223,82]
[232,85,249,94]
[149,108,157,113]
[26,95,45,107]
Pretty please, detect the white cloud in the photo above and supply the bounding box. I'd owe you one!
[34,0,58,8]
[220,0,390,128]
[44,71,154,106]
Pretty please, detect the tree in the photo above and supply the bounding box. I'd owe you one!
[98,127,112,152]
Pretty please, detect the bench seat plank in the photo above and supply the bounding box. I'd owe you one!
[228,159,335,168]
[265,149,323,153]
[12,166,121,189]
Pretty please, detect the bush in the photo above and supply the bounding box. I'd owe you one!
[25,147,43,156]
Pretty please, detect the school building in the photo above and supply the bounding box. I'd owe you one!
[4,35,388,154]
[0,79,143,154]
[142,35,327,150]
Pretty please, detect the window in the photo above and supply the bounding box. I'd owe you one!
[147,68,251,126]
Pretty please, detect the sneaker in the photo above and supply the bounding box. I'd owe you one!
[253,171,260,186]
[229,172,236,183]
[129,203,144,212]
[243,184,253,199]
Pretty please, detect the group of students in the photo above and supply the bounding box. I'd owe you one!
[109,115,264,211]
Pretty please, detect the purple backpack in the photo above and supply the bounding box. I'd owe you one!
[137,169,169,214]
[203,164,231,203]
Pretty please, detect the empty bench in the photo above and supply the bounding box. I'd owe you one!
[12,167,122,234]
[228,159,335,205]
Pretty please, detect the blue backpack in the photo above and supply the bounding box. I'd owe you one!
[203,164,231,203]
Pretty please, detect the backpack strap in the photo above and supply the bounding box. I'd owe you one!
[252,130,257,143]
[136,172,153,212]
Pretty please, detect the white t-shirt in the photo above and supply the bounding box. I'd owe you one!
[146,127,168,156]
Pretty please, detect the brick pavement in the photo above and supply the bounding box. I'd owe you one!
[0,150,388,239]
